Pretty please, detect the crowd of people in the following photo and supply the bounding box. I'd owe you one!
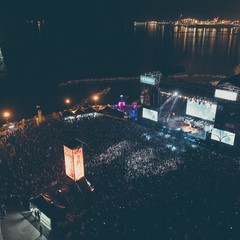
[0,114,240,239]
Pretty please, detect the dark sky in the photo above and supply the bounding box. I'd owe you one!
[1,0,240,23]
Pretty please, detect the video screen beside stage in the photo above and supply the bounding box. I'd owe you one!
[215,89,238,101]
[142,108,158,122]
[186,100,217,122]
[211,128,235,146]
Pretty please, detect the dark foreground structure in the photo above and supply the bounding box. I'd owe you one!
[28,138,94,231]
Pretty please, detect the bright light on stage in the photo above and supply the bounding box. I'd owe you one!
[173,91,179,96]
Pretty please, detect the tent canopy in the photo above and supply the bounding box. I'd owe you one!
[98,106,124,118]
[61,110,75,118]
[82,106,98,114]
[73,108,85,115]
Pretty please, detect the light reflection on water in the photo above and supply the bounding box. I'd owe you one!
[166,25,238,56]
[139,24,240,58]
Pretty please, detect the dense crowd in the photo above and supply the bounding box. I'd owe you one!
[0,115,240,239]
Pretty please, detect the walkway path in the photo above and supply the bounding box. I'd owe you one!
[1,212,48,240]
[0,219,3,240]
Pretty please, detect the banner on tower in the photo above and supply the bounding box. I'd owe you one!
[73,147,84,181]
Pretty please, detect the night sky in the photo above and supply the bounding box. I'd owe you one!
[1,0,240,23]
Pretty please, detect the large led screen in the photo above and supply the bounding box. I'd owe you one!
[211,128,235,146]
[215,89,237,101]
[142,108,158,122]
[186,100,217,122]
[73,147,84,181]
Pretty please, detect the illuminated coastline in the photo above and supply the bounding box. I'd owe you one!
[134,17,240,28]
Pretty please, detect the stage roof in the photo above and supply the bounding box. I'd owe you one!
[217,74,240,88]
